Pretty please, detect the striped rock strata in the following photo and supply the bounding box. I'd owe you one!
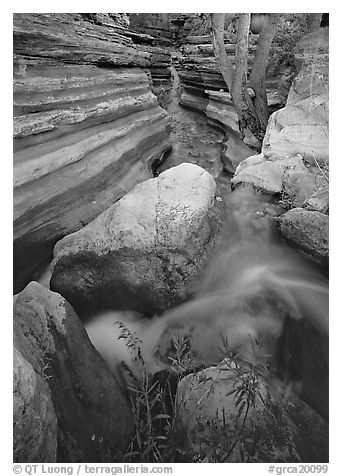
[13,13,171,292]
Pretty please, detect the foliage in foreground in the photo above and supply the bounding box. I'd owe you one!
[115,322,272,463]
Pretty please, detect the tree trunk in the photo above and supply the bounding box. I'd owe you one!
[307,13,322,32]
[250,13,280,130]
[232,13,261,149]
[210,13,234,91]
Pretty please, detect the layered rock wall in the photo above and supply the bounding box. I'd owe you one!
[13,13,171,292]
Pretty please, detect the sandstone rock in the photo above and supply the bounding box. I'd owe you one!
[232,152,327,210]
[129,14,173,43]
[13,13,171,292]
[232,159,283,194]
[14,282,133,462]
[221,132,255,175]
[50,164,223,315]
[205,90,240,133]
[303,188,329,214]
[174,25,282,153]
[232,155,310,197]
[176,362,328,462]
[263,29,329,165]
[288,29,329,105]
[263,96,328,164]
[230,28,329,207]
[14,14,150,68]
[282,162,327,208]
[13,347,57,463]
[277,208,328,266]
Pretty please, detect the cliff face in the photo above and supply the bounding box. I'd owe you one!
[13,14,171,292]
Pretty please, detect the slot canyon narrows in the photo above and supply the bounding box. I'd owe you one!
[13,13,329,464]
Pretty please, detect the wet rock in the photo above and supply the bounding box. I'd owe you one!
[277,208,328,266]
[174,27,281,161]
[221,132,255,175]
[275,315,329,421]
[13,347,57,463]
[157,66,225,178]
[14,282,133,462]
[50,164,223,315]
[13,13,171,292]
[176,362,328,462]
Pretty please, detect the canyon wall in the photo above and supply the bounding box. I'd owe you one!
[13,13,171,292]
[232,28,329,266]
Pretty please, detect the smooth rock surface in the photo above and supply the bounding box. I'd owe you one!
[277,208,328,266]
[13,282,133,462]
[176,362,328,462]
[232,154,322,205]
[263,96,328,164]
[13,347,57,463]
[232,158,284,194]
[50,164,223,315]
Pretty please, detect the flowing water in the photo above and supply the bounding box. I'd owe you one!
[84,188,328,419]
[156,64,225,178]
[35,73,329,420]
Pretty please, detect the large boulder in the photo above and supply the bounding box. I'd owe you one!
[13,282,133,462]
[232,154,325,207]
[50,163,223,315]
[277,208,328,266]
[13,347,57,463]
[176,362,328,462]
[232,154,284,194]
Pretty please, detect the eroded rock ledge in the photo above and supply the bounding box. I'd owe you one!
[13,13,172,292]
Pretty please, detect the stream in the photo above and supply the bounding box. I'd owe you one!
[37,65,329,421]
[156,64,225,178]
